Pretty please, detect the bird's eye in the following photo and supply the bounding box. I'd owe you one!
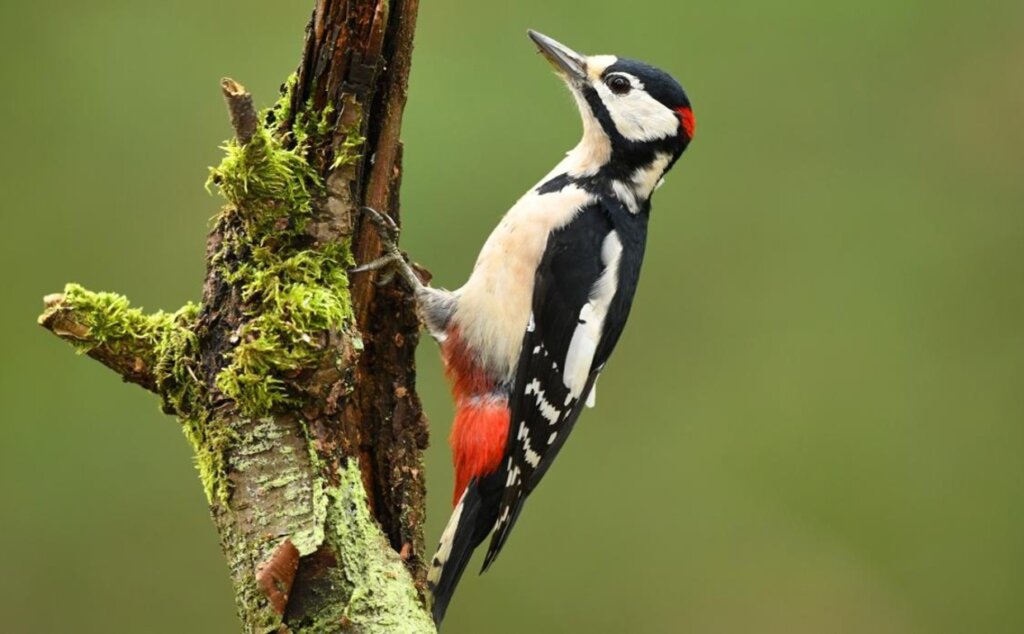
[606,75,631,95]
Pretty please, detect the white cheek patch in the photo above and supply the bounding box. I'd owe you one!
[596,77,679,142]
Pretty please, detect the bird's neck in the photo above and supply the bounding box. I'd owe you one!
[554,108,678,212]
[552,138,671,213]
[605,150,673,213]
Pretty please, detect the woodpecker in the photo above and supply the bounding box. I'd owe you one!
[356,30,695,626]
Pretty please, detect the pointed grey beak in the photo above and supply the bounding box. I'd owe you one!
[528,30,586,83]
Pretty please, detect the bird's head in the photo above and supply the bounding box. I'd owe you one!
[528,30,694,187]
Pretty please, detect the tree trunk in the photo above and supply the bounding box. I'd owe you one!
[37,1,434,631]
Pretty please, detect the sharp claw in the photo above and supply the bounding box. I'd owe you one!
[350,254,400,274]
[360,206,400,248]
[361,206,398,231]
[356,206,423,292]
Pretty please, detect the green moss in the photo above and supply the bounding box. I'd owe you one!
[207,126,321,238]
[230,242,354,327]
[213,242,354,417]
[329,123,366,171]
[182,416,236,505]
[142,301,233,505]
[61,283,175,363]
[57,284,232,503]
[294,101,336,148]
[273,73,299,129]
[153,302,202,413]
[206,79,356,421]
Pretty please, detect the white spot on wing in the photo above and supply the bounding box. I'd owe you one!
[525,379,561,425]
[506,464,520,486]
[523,435,541,468]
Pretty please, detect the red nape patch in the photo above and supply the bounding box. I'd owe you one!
[450,400,509,506]
[675,106,696,139]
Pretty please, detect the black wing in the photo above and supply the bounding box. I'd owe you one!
[482,196,648,569]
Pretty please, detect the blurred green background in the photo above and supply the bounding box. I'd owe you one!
[2,0,1022,632]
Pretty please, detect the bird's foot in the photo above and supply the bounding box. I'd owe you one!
[351,206,423,291]
[350,253,401,284]
[360,206,401,253]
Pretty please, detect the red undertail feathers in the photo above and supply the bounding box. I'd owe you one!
[442,328,509,506]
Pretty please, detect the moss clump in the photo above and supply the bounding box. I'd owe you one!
[329,122,366,171]
[213,240,354,416]
[153,302,202,413]
[57,285,230,502]
[206,80,356,420]
[182,415,236,505]
[294,100,336,148]
[207,126,320,238]
[61,283,175,364]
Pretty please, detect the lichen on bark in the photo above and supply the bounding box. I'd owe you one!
[286,460,435,633]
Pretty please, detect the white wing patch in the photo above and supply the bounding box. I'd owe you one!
[563,231,623,399]
[564,303,600,399]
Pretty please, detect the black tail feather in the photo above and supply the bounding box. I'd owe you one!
[428,473,503,628]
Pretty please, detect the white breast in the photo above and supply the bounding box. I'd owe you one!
[453,183,595,383]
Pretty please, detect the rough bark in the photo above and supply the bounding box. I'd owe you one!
[37,1,433,632]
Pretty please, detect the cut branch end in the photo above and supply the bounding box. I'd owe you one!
[221,77,258,144]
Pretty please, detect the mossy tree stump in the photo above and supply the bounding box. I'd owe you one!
[37,1,434,631]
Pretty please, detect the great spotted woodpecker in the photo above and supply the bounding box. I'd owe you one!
[356,30,695,626]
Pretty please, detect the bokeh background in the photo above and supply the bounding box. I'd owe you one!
[2,1,1022,632]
